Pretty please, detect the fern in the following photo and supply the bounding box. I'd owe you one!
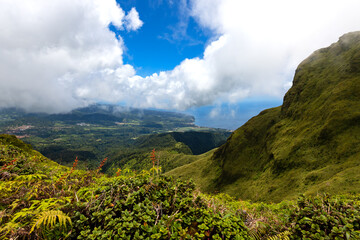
[248,230,261,240]
[30,210,72,233]
[10,199,21,211]
[11,207,33,223]
[29,197,71,211]
[267,231,291,240]
[0,221,20,240]
[0,180,26,198]
[15,173,48,182]
[247,220,268,240]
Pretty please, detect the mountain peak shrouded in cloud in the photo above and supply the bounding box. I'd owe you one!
[0,0,360,114]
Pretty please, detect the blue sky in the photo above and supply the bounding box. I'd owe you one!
[1,0,360,130]
[184,98,282,130]
[114,0,209,76]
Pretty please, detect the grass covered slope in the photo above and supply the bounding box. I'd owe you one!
[168,31,360,202]
[0,134,66,178]
[103,131,230,176]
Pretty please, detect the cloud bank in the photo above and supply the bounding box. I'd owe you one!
[0,0,140,113]
[1,0,360,113]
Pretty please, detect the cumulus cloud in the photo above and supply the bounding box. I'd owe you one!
[162,0,360,107]
[137,0,360,109]
[1,0,360,113]
[124,8,143,31]
[0,0,140,113]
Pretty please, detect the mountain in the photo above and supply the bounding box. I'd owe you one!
[0,104,195,128]
[134,131,229,155]
[2,32,360,238]
[167,31,360,202]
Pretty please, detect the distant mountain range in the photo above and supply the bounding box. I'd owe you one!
[0,104,230,170]
[0,104,195,128]
[167,31,360,202]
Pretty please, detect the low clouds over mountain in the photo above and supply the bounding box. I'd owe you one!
[1,0,360,113]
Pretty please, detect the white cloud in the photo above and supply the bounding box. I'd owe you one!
[124,8,143,31]
[0,0,141,113]
[187,0,360,93]
[1,0,360,113]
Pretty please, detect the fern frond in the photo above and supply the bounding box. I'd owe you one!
[30,210,72,233]
[248,230,261,240]
[10,199,20,210]
[0,221,21,240]
[267,230,291,240]
[247,220,268,240]
[0,210,6,224]
[29,197,72,211]
[12,207,33,223]
[15,174,48,182]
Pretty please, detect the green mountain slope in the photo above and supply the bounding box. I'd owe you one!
[103,131,230,175]
[167,31,360,202]
[0,134,66,177]
[134,131,230,155]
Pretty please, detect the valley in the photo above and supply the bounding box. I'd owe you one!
[0,105,231,171]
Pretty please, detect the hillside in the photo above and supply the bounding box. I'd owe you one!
[0,134,254,239]
[102,131,230,176]
[167,31,360,202]
[0,134,66,177]
[135,131,229,155]
[2,136,360,239]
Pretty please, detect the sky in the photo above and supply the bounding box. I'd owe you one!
[0,0,360,129]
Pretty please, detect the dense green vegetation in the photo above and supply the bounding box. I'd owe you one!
[0,105,230,171]
[1,134,360,239]
[167,32,360,202]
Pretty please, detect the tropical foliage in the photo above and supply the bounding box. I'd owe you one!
[1,134,360,239]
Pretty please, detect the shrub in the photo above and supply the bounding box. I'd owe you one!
[289,194,360,239]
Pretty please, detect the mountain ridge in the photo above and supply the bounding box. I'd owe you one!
[167,31,360,202]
